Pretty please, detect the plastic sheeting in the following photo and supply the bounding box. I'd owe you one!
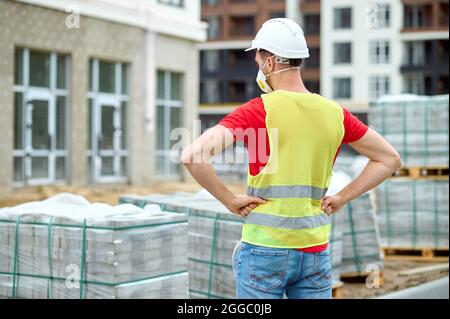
[0,193,189,299]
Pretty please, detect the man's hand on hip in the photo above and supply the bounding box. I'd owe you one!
[320,195,345,216]
[226,195,267,217]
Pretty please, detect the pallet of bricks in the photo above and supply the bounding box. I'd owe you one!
[369,94,449,262]
[326,167,384,288]
[0,193,189,299]
[120,191,346,299]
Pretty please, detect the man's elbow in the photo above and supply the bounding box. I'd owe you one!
[180,147,193,166]
[388,152,402,172]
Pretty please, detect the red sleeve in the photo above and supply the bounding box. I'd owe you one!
[341,107,369,144]
[218,98,263,141]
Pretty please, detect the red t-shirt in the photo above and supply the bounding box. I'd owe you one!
[219,97,369,253]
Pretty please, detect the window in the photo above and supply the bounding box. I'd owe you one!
[304,14,320,35]
[304,81,320,94]
[334,7,352,29]
[404,74,425,95]
[230,16,254,36]
[206,16,221,40]
[202,0,219,5]
[202,50,220,73]
[156,71,183,177]
[158,0,184,8]
[404,5,432,28]
[201,80,222,104]
[370,40,390,64]
[334,42,352,64]
[404,41,425,66]
[369,76,390,100]
[13,48,69,185]
[270,11,285,19]
[367,4,390,29]
[228,49,253,70]
[304,47,320,68]
[87,59,129,182]
[333,78,352,99]
[29,51,50,87]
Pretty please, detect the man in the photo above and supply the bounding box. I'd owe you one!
[181,18,401,299]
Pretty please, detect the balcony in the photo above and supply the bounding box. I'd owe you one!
[303,14,320,36]
[402,2,449,32]
[300,0,321,14]
[401,40,449,73]
[229,15,255,37]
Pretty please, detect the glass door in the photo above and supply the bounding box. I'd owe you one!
[91,96,124,182]
[24,90,54,185]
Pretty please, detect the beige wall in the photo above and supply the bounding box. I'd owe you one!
[0,0,200,196]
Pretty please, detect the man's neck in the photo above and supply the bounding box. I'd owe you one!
[271,73,311,94]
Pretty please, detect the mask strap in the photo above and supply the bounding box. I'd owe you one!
[266,67,300,78]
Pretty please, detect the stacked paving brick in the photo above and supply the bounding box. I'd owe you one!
[120,192,242,299]
[0,193,189,299]
[121,190,347,298]
[369,95,449,167]
[370,94,449,250]
[374,179,449,249]
[333,157,384,275]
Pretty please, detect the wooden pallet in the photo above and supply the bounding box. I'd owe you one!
[340,271,384,287]
[382,247,449,262]
[393,166,449,179]
[332,281,344,299]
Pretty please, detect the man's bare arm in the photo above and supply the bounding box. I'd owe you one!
[181,125,266,216]
[321,128,402,214]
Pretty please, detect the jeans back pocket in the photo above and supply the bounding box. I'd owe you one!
[307,251,332,290]
[249,248,289,293]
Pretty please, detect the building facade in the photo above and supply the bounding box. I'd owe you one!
[321,0,405,113]
[0,0,207,196]
[200,0,283,130]
[321,0,448,114]
[298,0,321,94]
[401,0,449,95]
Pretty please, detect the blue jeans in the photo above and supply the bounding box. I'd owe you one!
[232,242,333,299]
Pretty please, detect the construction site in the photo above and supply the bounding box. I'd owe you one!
[0,0,449,300]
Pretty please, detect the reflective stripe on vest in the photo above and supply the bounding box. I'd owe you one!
[241,90,345,249]
[245,212,330,230]
[247,185,328,200]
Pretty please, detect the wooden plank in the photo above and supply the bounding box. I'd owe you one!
[382,247,449,262]
[393,166,449,179]
[332,281,344,299]
[398,264,449,276]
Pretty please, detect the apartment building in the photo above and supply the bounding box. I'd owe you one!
[0,0,207,196]
[298,0,321,94]
[321,0,448,114]
[199,0,289,131]
[321,0,405,114]
[401,0,449,95]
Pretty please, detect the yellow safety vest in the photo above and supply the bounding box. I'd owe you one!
[242,90,345,248]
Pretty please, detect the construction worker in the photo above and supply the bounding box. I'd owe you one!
[181,18,401,299]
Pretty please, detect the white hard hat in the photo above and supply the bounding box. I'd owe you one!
[245,18,309,59]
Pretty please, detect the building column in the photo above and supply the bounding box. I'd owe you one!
[0,42,13,198]
[69,51,88,186]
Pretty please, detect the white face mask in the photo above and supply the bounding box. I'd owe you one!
[256,56,274,93]
[256,55,301,93]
